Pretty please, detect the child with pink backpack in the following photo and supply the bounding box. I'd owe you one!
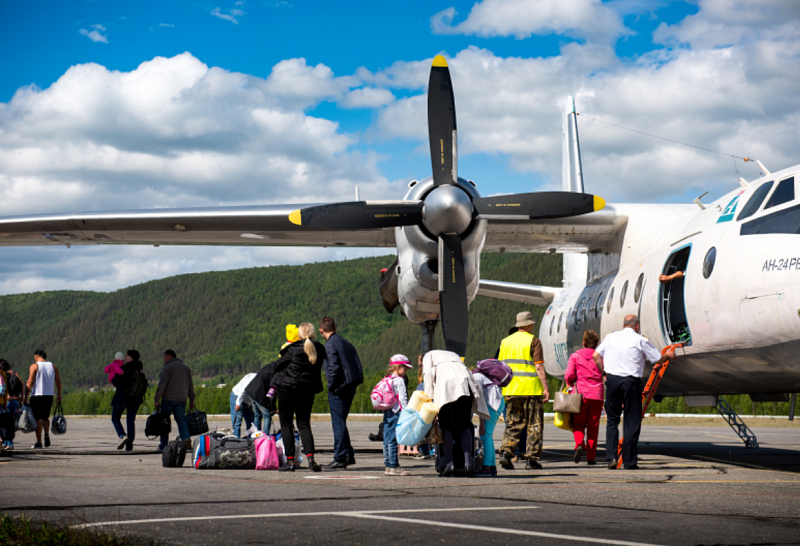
[371,354,411,476]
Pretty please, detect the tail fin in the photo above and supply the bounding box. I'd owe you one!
[562,95,588,288]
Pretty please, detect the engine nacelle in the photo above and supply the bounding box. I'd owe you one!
[395,177,487,324]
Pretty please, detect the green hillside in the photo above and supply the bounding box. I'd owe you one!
[0,253,560,392]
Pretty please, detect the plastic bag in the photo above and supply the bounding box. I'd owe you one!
[255,435,280,470]
[396,408,432,447]
[275,431,303,465]
[18,405,36,433]
[554,411,572,432]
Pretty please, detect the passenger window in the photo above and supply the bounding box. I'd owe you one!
[765,177,795,209]
[577,298,586,324]
[620,280,629,307]
[596,292,604,317]
[607,287,614,314]
[558,312,563,333]
[737,181,774,221]
[634,273,644,303]
[550,314,556,336]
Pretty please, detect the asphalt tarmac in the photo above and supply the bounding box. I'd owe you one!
[2,415,799,546]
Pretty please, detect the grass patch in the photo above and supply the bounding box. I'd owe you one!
[0,515,153,546]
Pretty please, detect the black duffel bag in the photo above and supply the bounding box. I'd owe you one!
[162,436,187,467]
[145,411,172,439]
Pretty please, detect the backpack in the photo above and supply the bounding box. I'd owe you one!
[371,375,398,411]
[7,372,22,397]
[475,359,514,388]
[125,370,148,399]
[162,437,187,467]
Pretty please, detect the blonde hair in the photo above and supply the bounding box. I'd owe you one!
[299,322,317,364]
[388,363,401,375]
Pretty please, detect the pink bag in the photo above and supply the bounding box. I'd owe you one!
[255,435,279,470]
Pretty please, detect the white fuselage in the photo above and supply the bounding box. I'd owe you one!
[540,167,800,395]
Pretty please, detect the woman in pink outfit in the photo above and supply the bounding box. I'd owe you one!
[564,330,604,465]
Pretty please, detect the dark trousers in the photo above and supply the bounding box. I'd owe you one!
[605,374,643,468]
[277,390,315,459]
[328,384,356,463]
[111,397,142,441]
[438,395,474,471]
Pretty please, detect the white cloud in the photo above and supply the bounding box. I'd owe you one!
[431,0,627,43]
[79,24,108,43]
[340,87,395,109]
[211,7,245,24]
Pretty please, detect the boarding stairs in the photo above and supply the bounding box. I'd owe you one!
[714,396,759,448]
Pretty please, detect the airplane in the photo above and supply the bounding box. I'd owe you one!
[1,55,798,414]
[0,55,604,359]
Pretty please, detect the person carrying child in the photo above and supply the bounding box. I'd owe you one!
[381,354,411,476]
[472,359,508,477]
[105,352,125,383]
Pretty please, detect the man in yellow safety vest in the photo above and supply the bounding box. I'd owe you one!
[498,311,550,470]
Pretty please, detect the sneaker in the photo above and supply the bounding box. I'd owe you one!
[386,467,410,476]
[573,445,584,464]
[412,453,431,460]
[498,452,514,470]
[473,466,494,478]
[117,435,128,450]
[32,442,43,449]
[44,435,51,448]
[385,467,392,475]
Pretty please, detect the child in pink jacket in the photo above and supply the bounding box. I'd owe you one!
[104,352,125,383]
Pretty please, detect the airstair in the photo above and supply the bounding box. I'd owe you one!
[714,396,759,448]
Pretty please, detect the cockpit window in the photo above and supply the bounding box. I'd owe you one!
[737,181,774,221]
[764,177,795,209]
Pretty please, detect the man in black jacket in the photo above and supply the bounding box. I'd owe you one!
[319,316,363,468]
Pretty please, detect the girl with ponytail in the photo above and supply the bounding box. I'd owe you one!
[271,321,326,472]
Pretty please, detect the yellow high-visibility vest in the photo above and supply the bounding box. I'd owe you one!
[499,331,543,396]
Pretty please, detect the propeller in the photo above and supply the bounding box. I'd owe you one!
[286,54,606,357]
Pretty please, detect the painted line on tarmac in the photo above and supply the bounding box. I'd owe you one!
[348,513,663,546]
[72,506,536,529]
[304,475,380,480]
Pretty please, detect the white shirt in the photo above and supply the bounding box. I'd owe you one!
[389,373,408,413]
[232,373,257,406]
[33,361,56,396]
[596,327,662,378]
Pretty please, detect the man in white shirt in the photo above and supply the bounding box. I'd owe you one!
[593,315,674,470]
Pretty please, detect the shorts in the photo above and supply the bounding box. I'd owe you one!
[30,395,54,421]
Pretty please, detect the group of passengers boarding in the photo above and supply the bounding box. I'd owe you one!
[0,310,675,475]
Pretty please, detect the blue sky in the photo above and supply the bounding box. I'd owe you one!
[1,0,798,294]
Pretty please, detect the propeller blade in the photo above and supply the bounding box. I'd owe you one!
[438,233,468,357]
[473,191,605,220]
[288,201,423,230]
[428,55,457,188]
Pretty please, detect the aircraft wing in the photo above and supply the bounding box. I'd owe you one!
[477,280,562,306]
[482,205,623,253]
[0,204,396,248]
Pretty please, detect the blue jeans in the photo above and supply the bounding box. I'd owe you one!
[230,393,254,439]
[481,398,505,467]
[251,399,272,434]
[159,400,190,447]
[111,393,142,442]
[328,385,356,463]
[383,409,400,468]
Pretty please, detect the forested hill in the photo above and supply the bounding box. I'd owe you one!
[0,253,561,390]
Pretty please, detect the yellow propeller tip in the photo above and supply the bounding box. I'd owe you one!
[593,195,606,211]
[432,55,448,67]
[288,209,302,226]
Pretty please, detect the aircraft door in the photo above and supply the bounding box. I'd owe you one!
[660,246,693,346]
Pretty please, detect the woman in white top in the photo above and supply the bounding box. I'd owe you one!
[423,350,489,477]
[23,349,62,450]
